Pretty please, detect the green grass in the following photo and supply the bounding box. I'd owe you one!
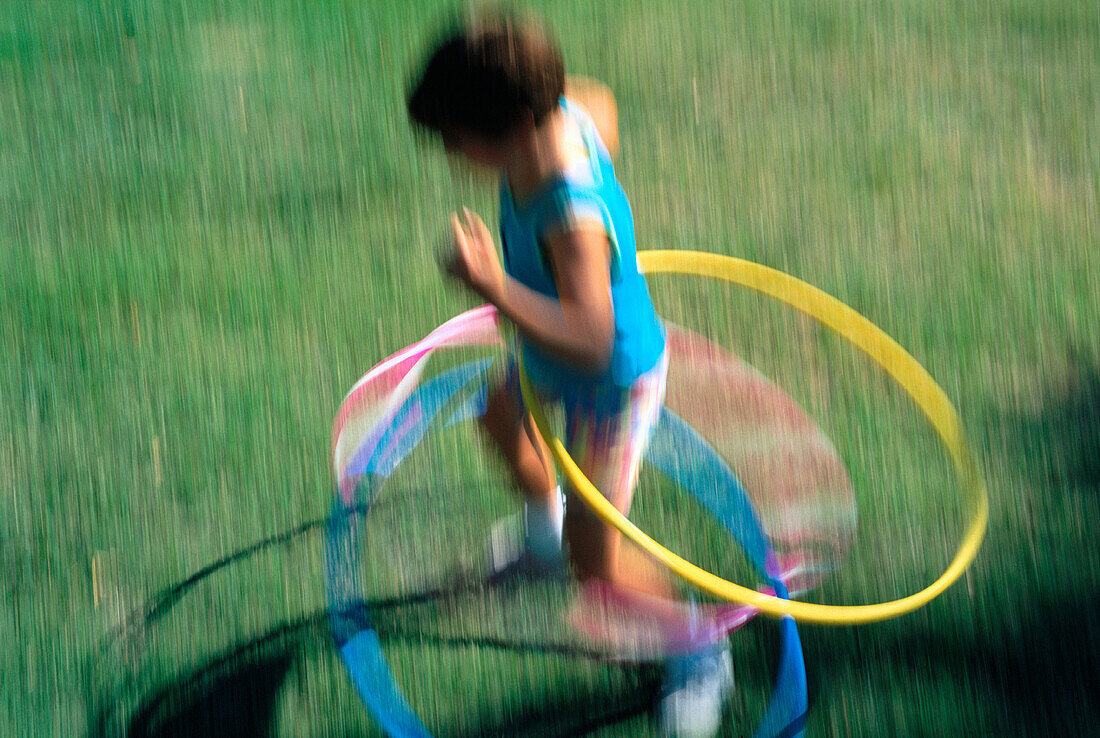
[2,0,1098,735]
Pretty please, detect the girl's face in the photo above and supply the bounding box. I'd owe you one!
[441,128,511,170]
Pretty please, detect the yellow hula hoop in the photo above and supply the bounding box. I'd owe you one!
[518,250,988,625]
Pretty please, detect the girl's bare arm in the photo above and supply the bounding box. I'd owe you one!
[447,208,614,372]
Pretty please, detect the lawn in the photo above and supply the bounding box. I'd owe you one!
[2,0,1097,735]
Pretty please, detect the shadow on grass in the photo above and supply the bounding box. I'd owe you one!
[1008,359,1100,490]
[791,361,1100,734]
[92,598,657,738]
[800,585,1099,735]
[86,509,658,738]
[125,648,295,738]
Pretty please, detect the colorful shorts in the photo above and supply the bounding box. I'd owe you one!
[503,351,669,510]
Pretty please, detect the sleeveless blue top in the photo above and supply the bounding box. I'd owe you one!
[499,98,665,398]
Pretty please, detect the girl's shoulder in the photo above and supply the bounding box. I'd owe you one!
[562,76,619,158]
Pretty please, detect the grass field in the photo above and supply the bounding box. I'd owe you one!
[3,1,1098,735]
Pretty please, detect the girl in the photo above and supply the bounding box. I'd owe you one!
[407,12,731,736]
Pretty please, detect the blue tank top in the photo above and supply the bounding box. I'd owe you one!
[499,97,665,397]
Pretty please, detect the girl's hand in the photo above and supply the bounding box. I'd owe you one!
[444,207,505,304]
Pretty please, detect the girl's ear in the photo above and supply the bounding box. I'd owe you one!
[506,109,539,151]
[516,109,538,137]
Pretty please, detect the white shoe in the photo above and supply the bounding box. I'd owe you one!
[485,512,566,586]
[659,640,734,737]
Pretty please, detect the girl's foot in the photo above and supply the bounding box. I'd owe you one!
[659,639,734,737]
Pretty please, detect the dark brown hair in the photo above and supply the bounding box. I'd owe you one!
[407,11,565,140]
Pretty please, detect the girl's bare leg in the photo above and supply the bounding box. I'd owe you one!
[564,476,674,600]
[478,380,557,507]
[477,372,673,604]
[563,353,685,618]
